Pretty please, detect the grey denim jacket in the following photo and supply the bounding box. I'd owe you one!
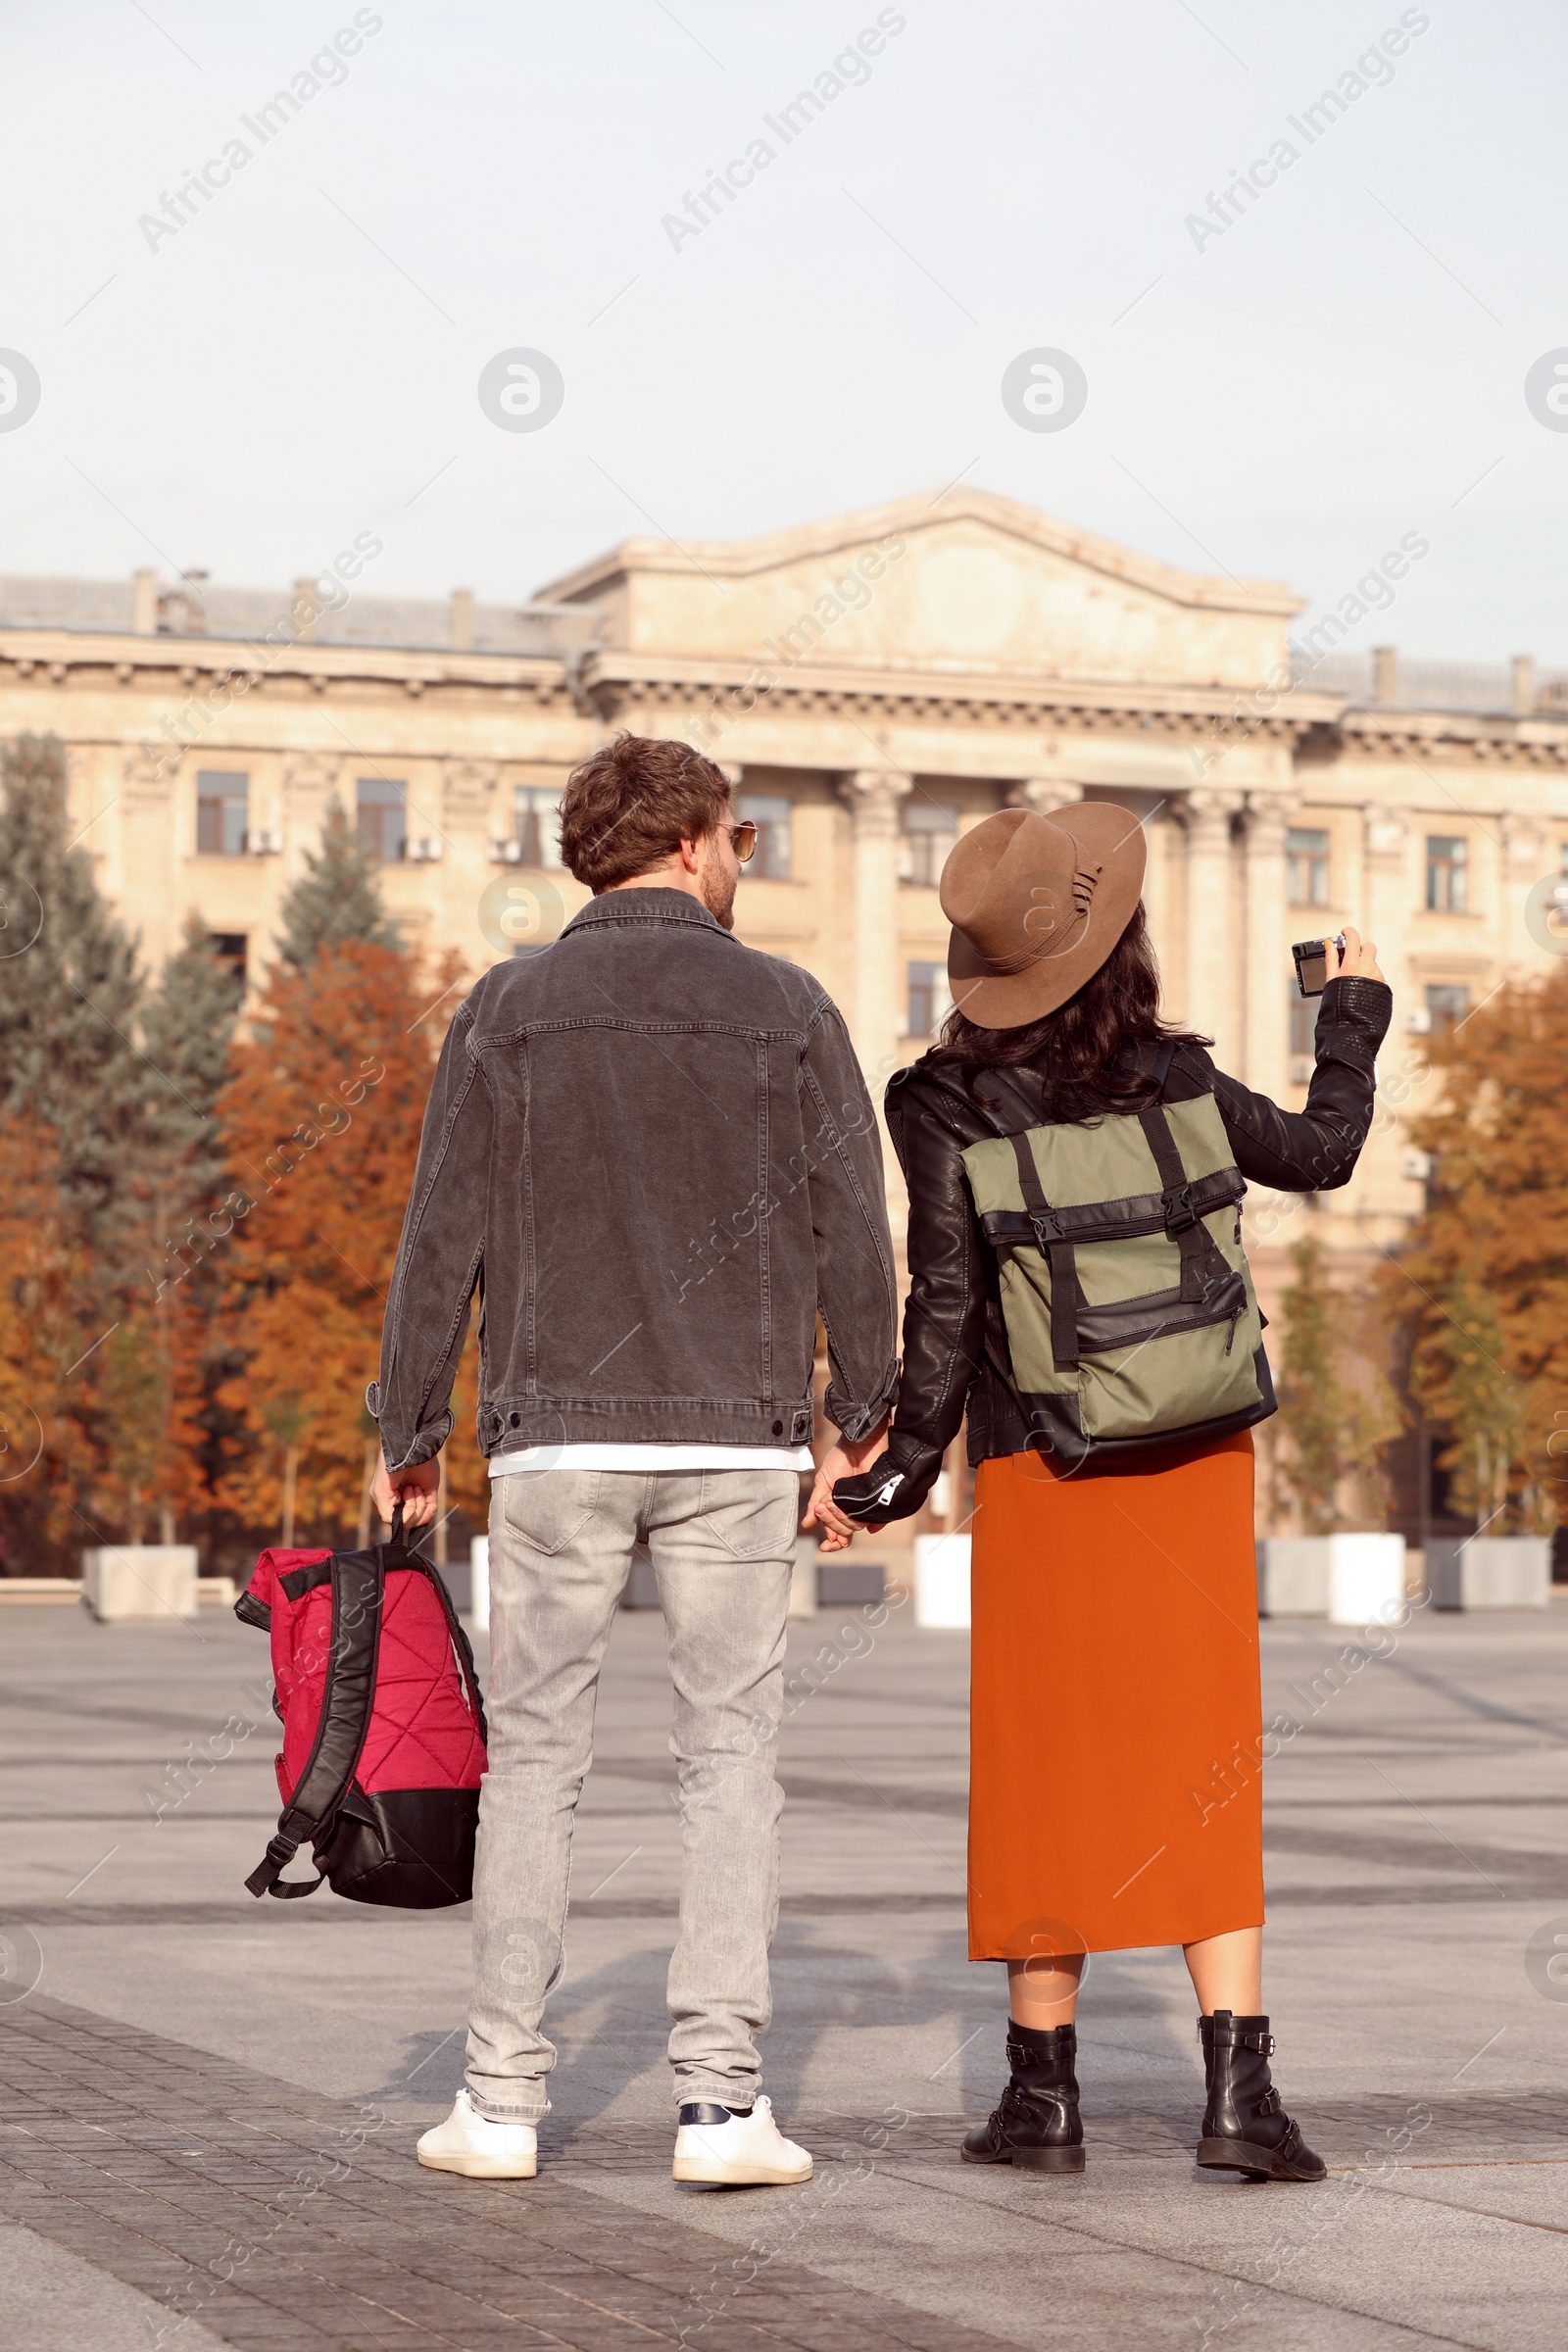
[368,889,900,1471]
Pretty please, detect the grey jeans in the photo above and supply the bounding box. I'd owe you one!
[466,1465,799,2121]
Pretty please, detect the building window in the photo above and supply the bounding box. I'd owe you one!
[906,959,951,1040]
[1425,834,1468,912]
[738,793,791,879]
[357,776,407,863]
[1286,826,1330,906]
[513,785,564,870]
[195,770,248,857]
[210,933,247,989]
[902,801,958,887]
[1424,983,1469,1032]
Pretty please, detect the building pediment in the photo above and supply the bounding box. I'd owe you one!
[537,487,1301,694]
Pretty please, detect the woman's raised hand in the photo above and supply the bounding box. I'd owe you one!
[1324,925,1384,983]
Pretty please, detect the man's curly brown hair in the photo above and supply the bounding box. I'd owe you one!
[558,733,733,891]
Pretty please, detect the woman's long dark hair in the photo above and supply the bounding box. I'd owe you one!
[932,903,1207,1122]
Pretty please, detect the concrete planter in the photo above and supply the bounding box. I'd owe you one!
[80,1544,198,1623]
[914,1533,971,1630]
[1328,1535,1406,1625]
[1257,1535,1406,1625]
[1256,1540,1329,1618]
[1427,1537,1549,1611]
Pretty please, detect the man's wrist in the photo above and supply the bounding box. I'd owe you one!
[837,1415,891,1467]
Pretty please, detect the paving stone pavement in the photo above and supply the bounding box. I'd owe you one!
[2,1591,1567,2350]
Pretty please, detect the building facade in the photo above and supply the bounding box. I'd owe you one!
[5,489,1567,1533]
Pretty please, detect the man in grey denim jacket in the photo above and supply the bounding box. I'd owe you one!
[369,733,898,2187]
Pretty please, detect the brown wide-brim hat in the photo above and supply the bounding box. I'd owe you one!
[941,802,1147,1029]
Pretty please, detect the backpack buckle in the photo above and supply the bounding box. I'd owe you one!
[1030,1208,1067,1245]
[1162,1184,1197,1233]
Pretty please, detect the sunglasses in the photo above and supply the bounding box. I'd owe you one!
[721,820,758,864]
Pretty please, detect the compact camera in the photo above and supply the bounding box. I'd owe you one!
[1291,934,1347,999]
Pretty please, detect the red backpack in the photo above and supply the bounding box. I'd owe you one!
[235,1507,487,1908]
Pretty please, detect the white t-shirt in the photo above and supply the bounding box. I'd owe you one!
[488,1442,814,1478]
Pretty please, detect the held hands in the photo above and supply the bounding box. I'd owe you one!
[368,1444,441,1530]
[808,1427,946,1545]
[802,1418,890,1553]
[1324,925,1385,984]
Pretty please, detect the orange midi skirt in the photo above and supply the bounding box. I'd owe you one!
[967,1432,1264,1960]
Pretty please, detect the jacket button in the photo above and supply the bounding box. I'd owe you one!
[509,1413,520,1428]
[771,1420,783,1436]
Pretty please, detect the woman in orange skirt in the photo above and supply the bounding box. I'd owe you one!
[809,802,1390,2181]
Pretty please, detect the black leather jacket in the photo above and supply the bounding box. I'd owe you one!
[843,975,1393,1516]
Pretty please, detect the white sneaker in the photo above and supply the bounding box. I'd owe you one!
[416,2089,538,2179]
[672,2094,812,2185]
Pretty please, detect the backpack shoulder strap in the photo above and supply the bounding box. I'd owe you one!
[1135,1102,1227,1304]
[1008,1130,1081,1370]
[245,1546,383,1900]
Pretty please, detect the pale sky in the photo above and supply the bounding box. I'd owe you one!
[4,1,1564,662]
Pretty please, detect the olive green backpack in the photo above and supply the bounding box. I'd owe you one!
[960,1047,1275,1465]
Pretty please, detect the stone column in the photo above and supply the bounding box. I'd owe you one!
[1244,791,1297,1100]
[840,769,912,1088]
[1007,778,1080,816]
[1181,788,1244,1067]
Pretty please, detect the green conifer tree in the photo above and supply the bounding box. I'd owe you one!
[141,912,243,1214]
[137,916,249,1547]
[0,733,154,1266]
[274,797,400,970]
[0,734,160,1560]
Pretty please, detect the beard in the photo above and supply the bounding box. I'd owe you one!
[700,857,737,931]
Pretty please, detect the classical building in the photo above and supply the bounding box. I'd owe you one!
[6,490,1566,1535]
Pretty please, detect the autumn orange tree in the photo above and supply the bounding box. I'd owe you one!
[1384,960,1568,1534]
[215,938,443,1542]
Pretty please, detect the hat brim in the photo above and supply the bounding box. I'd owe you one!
[945,801,1148,1029]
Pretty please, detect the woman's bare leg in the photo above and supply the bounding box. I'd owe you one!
[1008,1927,1260,2030]
[1006,1952,1086,2030]
[1182,1926,1262,2014]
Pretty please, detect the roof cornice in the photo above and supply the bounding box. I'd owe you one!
[536,485,1304,618]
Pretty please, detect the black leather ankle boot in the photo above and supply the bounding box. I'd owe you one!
[961,2021,1085,2172]
[1198,2011,1326,2181]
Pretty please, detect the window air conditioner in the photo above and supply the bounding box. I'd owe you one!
[247,829,282,855]
[1401,1150,1433,1183]
[1404,1006,1432,1034]
[407,838,444,862]
[489,837,523,864]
